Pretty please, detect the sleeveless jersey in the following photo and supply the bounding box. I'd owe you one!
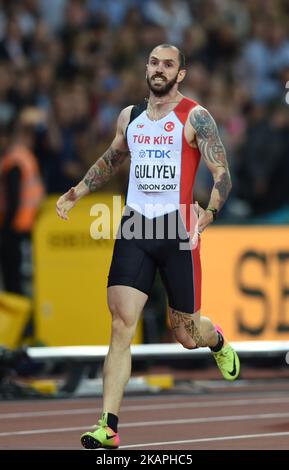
[126,97,201,223]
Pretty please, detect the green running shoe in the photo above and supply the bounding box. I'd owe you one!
[81,413,120,449]
[213,325,240,381]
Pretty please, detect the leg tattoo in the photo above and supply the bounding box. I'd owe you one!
[171,309,207,347]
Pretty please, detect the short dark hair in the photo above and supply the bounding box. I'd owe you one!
[150,44,186,70]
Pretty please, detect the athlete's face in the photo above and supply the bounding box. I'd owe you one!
[146,48,186,97]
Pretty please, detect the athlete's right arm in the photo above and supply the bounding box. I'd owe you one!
[56,106,132,220]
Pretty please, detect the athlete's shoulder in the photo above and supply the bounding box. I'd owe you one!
[187,104,223,145]
[178,96,201,111]
[188,104,215,131]
[122,101,147,129]
[181,96,199,106]
[116,105,134,132]
[174,96,201,125]
[119,105,134,121]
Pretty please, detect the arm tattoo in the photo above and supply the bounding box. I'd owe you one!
[190,107,231,208]
[171,309,207,347]
[215,172,231,201]
[83,147,130,192]
[189,108,226,165]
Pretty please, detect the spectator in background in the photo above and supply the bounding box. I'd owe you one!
[237,19,289,104]
[0,108,44,295]
[0,0,288,221]
[44,84,89,193]
[39,0,67,33]
[0,61,17,126]
[0,15,29,68]
[86,0,134,27]
[144,0,193,45]
[233,103,289,219]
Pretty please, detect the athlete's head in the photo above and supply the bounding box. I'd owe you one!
[146,44,187,97]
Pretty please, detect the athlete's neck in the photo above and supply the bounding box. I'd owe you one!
[148,91,183,109]
[146,91,183,121]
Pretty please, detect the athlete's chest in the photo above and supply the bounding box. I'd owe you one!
[127,112,184,192]
[127,112,183,159]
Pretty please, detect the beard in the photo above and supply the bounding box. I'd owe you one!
[146,72,179,97]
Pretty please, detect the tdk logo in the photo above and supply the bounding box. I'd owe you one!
[139,149,171,158]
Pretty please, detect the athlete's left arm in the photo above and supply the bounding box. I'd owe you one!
[188,105,232,230]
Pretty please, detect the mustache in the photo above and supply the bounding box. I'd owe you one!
[151,74,167,80]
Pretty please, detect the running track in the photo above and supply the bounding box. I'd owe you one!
[1,381,289,450]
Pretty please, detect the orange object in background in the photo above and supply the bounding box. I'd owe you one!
[0,145,44,233]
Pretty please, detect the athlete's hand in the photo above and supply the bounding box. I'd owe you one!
[56,187,78,220]
[194,201,213,234]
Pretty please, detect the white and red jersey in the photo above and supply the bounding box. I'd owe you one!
[126,97,201,223]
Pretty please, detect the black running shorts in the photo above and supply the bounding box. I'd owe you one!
[107,208,201,313]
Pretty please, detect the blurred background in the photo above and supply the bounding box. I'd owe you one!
[0,0,289,398]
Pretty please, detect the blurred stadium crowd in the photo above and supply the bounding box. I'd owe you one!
[0,0,289,221]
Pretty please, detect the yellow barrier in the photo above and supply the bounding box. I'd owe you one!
[201,226,289,341]
[146,374,174,390]
[33,194,142,346]
[34,197,289,345]
[0,293,31,348]
[29,379,57,395]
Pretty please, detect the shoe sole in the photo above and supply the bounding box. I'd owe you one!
[81,434,118,450]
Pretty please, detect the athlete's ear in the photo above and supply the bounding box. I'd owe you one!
[177,69,186,83]
[145,65,148,79]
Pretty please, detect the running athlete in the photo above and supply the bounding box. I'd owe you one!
[56,44,240,449]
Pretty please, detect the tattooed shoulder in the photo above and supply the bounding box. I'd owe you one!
[189,106,218,140]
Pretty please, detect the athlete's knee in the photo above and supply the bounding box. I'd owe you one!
[111,315,136,334]
[109,300,136,327]
[108,298,123,319]
[111,316,137,346]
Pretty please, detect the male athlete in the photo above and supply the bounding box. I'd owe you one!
[56,44,240,449]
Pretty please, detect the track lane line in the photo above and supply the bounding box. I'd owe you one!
[1,396,289,419]
[1,411,289,437]
[122,431,289,449]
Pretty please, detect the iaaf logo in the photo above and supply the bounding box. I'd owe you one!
[137,124,144,128]
[164,121,175,132]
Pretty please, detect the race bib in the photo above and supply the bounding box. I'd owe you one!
[132,149,180,192]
